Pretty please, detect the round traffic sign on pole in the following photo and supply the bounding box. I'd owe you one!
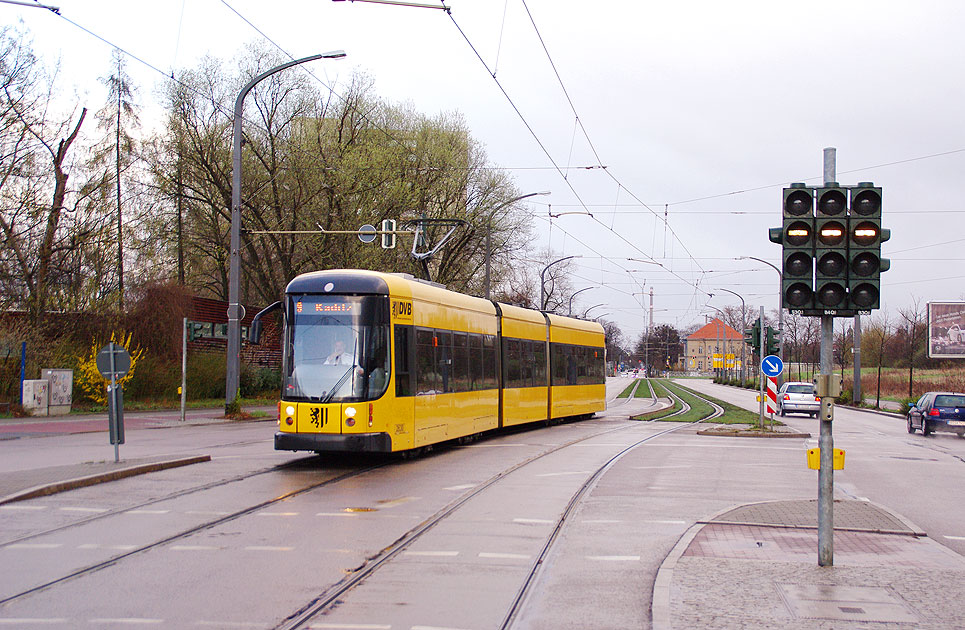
[358,224,377,244]
[96,342,131,380]
[760,354,784,378]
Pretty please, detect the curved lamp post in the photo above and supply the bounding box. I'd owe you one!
[567,286,596,316]
[540,255,580,311]
[485,191,550,299]
[226,51,347,411]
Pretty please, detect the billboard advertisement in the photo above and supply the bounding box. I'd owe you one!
[928,302,965,359]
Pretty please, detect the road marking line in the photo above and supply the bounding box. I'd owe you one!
[316,512,360,517]
[586,555,640,561]
[535,471,592,477]
[944,536,965,541]
[0,505,47,511]
[479,552,530,560]
[78,544,138,550]
[126,509,170,515]
[170,545,219,551]
[60,507,108,513]
[244,546,294,551]
[443,484,475,491]
[88,619,164,624]
[513,518,554,524]
[257,512,299,517]
[305,624,391,629]
[8,543,62,549]
[403,551,459,557]
[378,497,419,508]
[0,619,68,624]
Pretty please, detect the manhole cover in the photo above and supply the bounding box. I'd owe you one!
[778,584,919,623]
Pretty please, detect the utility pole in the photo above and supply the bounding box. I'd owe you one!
[818,146,836,567]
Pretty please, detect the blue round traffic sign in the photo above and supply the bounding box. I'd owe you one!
[760,355,784,377]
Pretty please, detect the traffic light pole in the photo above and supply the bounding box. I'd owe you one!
[818,147,836,567]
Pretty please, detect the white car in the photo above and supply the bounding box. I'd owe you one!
[778,381,820,417]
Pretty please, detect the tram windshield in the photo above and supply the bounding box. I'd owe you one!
[284,294,390,403]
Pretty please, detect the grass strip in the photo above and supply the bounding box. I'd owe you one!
[630,379,682,420]
[664,381,784,427]
[634,379,654,398]
[617,380,638,398]
[656,379,714,423]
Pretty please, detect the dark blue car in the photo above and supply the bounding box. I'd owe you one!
[907,392,965,437]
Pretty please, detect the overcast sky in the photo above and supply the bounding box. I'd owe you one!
[6,0,965,344]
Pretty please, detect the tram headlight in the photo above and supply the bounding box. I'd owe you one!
[285,405,295,426]
[345,406,357,418]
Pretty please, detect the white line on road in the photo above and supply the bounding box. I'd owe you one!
[257,512,299,517]
[244,546,294,551]
[513,518,555,524]
[60,506,108,513]
[586,555,641,561]
[126,509,170,515]
[0,505,47,511]
[478,552,530,560]
[0,619,67,624]
[170,545,219,551]
[78,544,138,550]
[403,551,459,557]
[7,543,62,549]
[443,484,475,491]
[944,536,965,541]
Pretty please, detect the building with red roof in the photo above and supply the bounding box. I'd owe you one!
[683,318,747,374]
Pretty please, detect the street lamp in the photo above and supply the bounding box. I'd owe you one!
[226,51,347,412]
[540,255,580,311]
[567,286,596,316]
[485,191,550,299]
[715,287,747,387]
[581,303,606,318]
[736,255,783,362]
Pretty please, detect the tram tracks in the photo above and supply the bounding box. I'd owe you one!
[278,384,724,630]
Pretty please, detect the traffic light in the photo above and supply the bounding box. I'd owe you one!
[774,183,815,311]
[765,326,780,356]
[847,183,889,310]
[381,218,397,249]
[744,321,761,354]
[814,184,849,311]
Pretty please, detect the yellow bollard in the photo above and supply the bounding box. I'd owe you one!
[806,448,845,470]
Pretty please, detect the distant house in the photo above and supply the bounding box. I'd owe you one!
[186,297,282,370]
[683,318,746,374]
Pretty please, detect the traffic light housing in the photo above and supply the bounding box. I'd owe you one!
[814,185,849,311]
[765,326,780,356]
[847,183,888,310]
[744,321,761,355]
[775,184,815,311]
[770,181,888,317]
[381,218,397,249]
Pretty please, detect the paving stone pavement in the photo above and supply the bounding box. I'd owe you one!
[654,499,965,630]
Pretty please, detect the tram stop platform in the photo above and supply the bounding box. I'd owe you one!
[653,498,965,629]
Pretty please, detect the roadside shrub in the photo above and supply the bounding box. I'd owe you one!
[74,331,146,405]
[187,352,226,400]
[899,397,917,416]
[837,388,853,405]
[241,366,280,397]
[125,354,179,401]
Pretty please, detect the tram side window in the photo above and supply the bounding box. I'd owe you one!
[469,334,484,390]
[453,332,469,392]
[395,325,413,397]
[436,331,452,393]
[416,328,438,394]
[483,334,497,389]
[534,341,546,386]
[505,338,521,388]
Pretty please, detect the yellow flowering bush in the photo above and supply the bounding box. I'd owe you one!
[75,331,146,405]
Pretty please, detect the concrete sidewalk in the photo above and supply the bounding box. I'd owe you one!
[653,499,965,629]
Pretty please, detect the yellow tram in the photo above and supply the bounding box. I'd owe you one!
[252,269,606,454]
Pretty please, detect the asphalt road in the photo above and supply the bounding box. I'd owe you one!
[1,378,962,629]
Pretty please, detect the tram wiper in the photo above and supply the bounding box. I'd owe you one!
[321,366,355,404]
